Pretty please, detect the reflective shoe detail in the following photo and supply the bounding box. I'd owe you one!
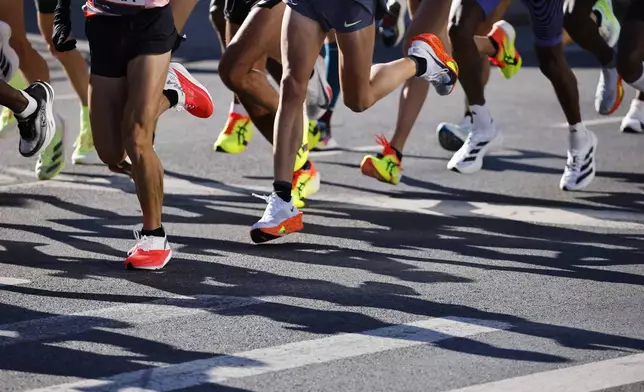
[125,230,172,270]
[595,66,624,115]
[213,112,254,154]
[34,113,65,180]
[166,62,214,118]
[251,193,303,244]
[436,113,472,152]
[360,135,402,185]
[307,120,322,151]
[620,99,644,133]
[17,81,56,158]
[488,20,522,79]
[291,160,321,209]
[408,33,458,95]
[560,130,598,191]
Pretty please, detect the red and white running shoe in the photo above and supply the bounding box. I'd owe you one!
[125,230,172,270]
[165,62,214,119]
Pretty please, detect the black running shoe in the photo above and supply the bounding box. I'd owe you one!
[16,81,55,157]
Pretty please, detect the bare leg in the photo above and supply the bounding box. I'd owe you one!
[0,81,28,113]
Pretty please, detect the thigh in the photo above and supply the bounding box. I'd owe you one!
[170,0,198,32]
[36,12,55,46]
[281,4,326,83]
[335,24,376,96]
[405,0,452,50]
[89,74,127,161]
[229,3,284,63]
[0,0,28,46]
[522,0,564,47]
[34,0,57,14]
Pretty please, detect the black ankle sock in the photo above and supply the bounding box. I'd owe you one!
[163,89,179,108]
[408,55,427,77]
[488,37,499,58]
[273,180,292,203]
[377,146,403,161]
[141,226,165,237]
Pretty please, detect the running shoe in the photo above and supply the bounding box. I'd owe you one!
[35,113,65,179]
[488,20,522,79]
[307,119,322,151]
[166,62,214,118]
[306,55,332,121]
[125,229,172,270]
[378,0,407,48]
[294,112,310,171]
[360,135,402,185]
[292,160,321,208]
[17,81,56,158]
[71,107,95,164]
[408,34,458,96]
[593,0,620,47]
[0,20,19,81]
[436,112,472,152]
[0,107,17,139]
[213,111,254,153]
[595,66,624,115]
[560,130,598,191]
[312,111,338,151]
[620,98,644,133]
[447,109,502,174]
[251,192,303,244]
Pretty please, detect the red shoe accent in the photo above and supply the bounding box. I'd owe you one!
[172,65,214,119]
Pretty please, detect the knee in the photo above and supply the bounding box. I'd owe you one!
[122,114,155,160]
[342,93,370,113]
[218,49,245,92]
[617,50,641,83]
[95,143,125,167]
[281,73,308,105]
[536,49,564,79]
[448,21,475,46]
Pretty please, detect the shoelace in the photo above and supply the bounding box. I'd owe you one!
[127,230,153,255]
[253,193,281,220]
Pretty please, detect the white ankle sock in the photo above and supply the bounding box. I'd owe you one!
[14,90,37,119]
[629,63,644,93]
[569,122,589,150]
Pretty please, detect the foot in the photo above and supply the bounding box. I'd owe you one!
[125,230,172,270]
[447,110,502,174]
[488,20,522,79]
[306,55,332,120]
[593,0,620,47]
[312,111,338,151]
[436,112,473,152]
[17,81,56,158]
[292,160,321,209]
[165,62,214,118]
[360,135,402,185]
[34,113,65,179]
[560,130,598,191]
[0,20,19,81]
[595,66,624,115]
[213,111,254,153]
[378,0,407,48]
[620,99,644,133]
[71,108,95,164]
[408,33,458,95]
[251,193,303,244]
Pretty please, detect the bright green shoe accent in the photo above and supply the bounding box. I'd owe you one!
[0,106,17,139]
[213,112,254,154]
[488,21,522,80]
[36,115,65,180]
[72,105,95,164]
[593,0,620,47]
[294,114,310,172]
[307,120,321,151]
[359,135,402,185]
[8,70,28,90]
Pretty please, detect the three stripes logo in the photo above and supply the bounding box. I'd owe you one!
[575,146,594,185]
[0,49,11,80]
[463,141,489,163]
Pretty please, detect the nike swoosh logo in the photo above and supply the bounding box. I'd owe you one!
[344,20,361,27]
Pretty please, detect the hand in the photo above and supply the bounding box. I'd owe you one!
[52,6,76,52]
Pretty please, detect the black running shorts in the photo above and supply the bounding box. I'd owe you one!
[34,0,56,14]
[222,0,280,25]
[85,5,177,78]
[625,0,644,22]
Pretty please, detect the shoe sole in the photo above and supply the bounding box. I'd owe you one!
[250,213,304,244]
[126,250,173,270]
[600,77,624,115]
[448,133,504,174]
[436,123,467,152]
[620,121,643,134]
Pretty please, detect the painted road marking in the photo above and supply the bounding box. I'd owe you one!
[447,352,644,392]
[0,277,31,287]
[554,116,622,128]
[0,295,261,347]
[27,317,511,392]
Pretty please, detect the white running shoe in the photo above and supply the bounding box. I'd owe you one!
[436,113,472,152]
[593,0,620,48]
[125,230,172,270]
[0,21,19,82]
[250,192,303,244]
[560,130,598,191]
[595,66,624,115]
[16,82,56,158]
[34,112,65,179]
[620,98,644,133]
[407,34,457,96]
[447,109,502,174]
[306,55,332,120]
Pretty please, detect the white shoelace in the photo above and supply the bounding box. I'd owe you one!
[253,193,282,221]
[127,230,153,255]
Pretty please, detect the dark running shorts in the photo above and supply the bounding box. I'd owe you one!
[625,0,644,22]
[284,0,375,33]
[85,4,177,78]
[34,0,57,14]
[217,0,280,25]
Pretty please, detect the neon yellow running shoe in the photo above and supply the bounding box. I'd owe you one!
[488,20,522,79]
[308,119,321,151]
[360,135,402,185]
[72,106,95,164]
[291,160,320,209]
[593,0,620,47]
[213,112,254,154]
[0,106,17,139]
[35,114,65,180]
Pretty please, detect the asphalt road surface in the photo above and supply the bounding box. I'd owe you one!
[0,6,643,392]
